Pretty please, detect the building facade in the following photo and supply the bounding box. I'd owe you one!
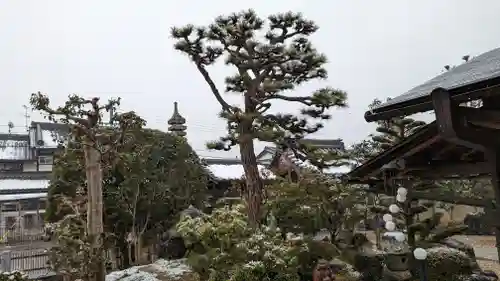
[0,121,64,242]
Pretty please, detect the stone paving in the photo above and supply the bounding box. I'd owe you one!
[452,235,498,261]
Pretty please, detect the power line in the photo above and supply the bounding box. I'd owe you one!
[1,120,226,132]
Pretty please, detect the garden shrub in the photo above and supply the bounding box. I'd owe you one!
[296,240,340,281]
[176,204,309,281]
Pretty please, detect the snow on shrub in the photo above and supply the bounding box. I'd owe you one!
[176,204,308,281]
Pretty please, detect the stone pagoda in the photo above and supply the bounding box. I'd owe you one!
[168,102,187,137]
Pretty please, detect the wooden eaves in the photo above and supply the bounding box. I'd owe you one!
[347,122,488,183]
[345,121,494,207]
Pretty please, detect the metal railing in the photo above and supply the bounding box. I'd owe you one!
[0,249,54,279]
[0,224,45,244]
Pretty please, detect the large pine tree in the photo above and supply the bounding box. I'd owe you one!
[171,10,347,225]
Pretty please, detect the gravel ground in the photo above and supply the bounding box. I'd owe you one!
[455,235,500,276]
[478,260,500,276]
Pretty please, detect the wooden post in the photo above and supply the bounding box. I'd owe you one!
[404,181,415,249]
[482,95,500,262]
[0,203,4,243]
[487,149,500,261]
[17,201,22,240]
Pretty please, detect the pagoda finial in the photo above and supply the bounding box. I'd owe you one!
[168,102,187,137]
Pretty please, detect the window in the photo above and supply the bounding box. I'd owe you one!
[38,155,53,165]
[6,217,16,229]
[0,163,22,171]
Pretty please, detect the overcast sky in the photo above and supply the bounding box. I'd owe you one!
[1,0,499,159]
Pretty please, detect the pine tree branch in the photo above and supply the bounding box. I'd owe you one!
[264,95,314,105]
[171,26,235,114]
[195,62,235,113]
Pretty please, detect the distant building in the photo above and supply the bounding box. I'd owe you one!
[204,139,350,181]
[0,121,65,241]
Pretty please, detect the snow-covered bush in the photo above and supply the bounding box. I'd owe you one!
[0,271,29,281]
[176,204,307,281]
[106,259,196,281]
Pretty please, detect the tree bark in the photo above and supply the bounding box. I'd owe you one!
[83,141,106,281]
[239,126,263,227]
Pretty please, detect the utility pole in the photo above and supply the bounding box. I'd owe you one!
[22,105,30,132]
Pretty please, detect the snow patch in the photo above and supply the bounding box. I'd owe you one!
[106,259,193,281]
[106,267,158,281]
[427,246,468,257]
[149,259,192,278]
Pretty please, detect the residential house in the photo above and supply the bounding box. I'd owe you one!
[0,121,65,241]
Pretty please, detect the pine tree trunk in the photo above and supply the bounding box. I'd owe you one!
[84,142,106,281]
[239,130,263,227]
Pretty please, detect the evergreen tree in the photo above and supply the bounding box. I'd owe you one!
[46,127,210,271]
[369,98,426,151]
[348,138,379,168]
[171,10,347,225]
[347,99,426,168]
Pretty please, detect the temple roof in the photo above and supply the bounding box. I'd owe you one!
[365,47,500,121]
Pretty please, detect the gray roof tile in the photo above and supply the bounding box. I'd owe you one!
[373,47,500,110]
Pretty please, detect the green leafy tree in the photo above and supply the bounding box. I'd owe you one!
[31,93,144,281]
[105,129,209,266]
[47,127,210,269]
[47,195,94,280]
[171,10,347,225]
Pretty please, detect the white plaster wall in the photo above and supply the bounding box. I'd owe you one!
[38,164,52,172]
[22,162,38,172]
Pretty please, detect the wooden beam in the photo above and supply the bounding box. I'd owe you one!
[431,88,457,139]
[406,162,489,178]
[401,136,440,159]
[458,107,500,129]
[431,88,487,150]
[432,88,500,148]
[364,187,492,207]
[433,143,458,160]
[486,149,500,258]
[411,191,492,208]
[460,149,480,161]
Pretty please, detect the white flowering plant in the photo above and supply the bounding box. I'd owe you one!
[0,271,29,281]
[176,204,308,281]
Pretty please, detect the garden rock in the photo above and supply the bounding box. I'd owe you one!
[424,247,498,281]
